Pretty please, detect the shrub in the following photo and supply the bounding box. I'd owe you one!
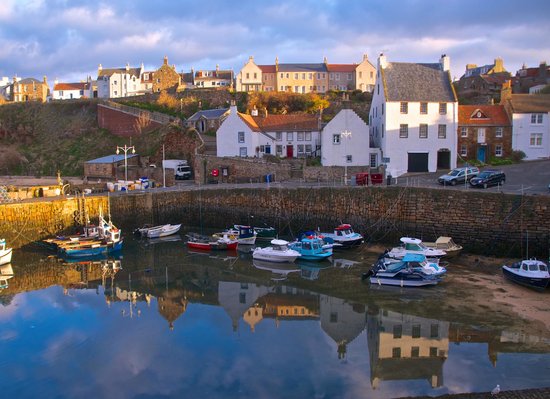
[488,157,513,166]
[510,150,526,162]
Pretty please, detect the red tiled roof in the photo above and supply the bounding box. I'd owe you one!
[258,65,276,73]
[53,82,88,91]
[458,105,510,126]
[482,75,510,85]
[239,113,318,132]
[327,64,356,72]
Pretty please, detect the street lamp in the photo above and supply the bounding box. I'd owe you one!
[116,144,135,187]
[341,129,352,185]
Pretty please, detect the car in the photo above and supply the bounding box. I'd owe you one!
[438,166,480,185]
[469,169,506,188]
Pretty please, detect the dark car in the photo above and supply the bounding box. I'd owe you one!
[469,169,506,188]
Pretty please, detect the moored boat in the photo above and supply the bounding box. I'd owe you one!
[214,225,257,245]
[0,239,13,266]
[318,224,363,248]
[375,253,447,277]
[288,236,332,261]
[186,233,238,251]
[387,237,446,259]
[253,225,277,240]
[364,255,443,287]
[144,224,181,239]
[423,236,462,258]
[252,239,301,263]
[502,259,550,291]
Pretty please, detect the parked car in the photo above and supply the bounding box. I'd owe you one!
[438,166,480,185]
[469,169,506,188]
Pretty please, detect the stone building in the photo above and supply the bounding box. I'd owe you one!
[152,56,181,93]
[184,108,230,133]
[11,76,49,102]
[455,58,511,104]
[457,104,512,163]
[513,61,550,93]
[84,153,139,181]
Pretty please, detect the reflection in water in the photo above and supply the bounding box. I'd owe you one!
[252,259,301,281]
[0,263,14,290]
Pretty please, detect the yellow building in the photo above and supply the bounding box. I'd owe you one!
[12,76,49,102]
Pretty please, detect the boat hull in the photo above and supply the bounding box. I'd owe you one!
[369,275,440,287]
[0,248,12,266]
[502,266,550,291]
[252,249,300,263]
[62,240,123,258]
[187,241,238,251]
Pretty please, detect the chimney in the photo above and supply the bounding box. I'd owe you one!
[378,53,387,69]
[54,78,58,85]
[494,57,504,73]
[249,55,254,62]
[230,100,237,114]
[126,63,130,72]
[163,56,168,65]
[500,80,512,104]
[323,56,328,65]
[275,56,279,72]
[98,64,103,73]
[216,64,219,72]
[363,54,369,61]
[440,54,450,72]
[43,76,47,84]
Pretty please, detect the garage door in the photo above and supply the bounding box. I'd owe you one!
[407,153,429,172]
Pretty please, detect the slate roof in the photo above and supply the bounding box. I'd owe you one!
[85,154,138,164]
[505,94,550,113]
[239,113,319,132]
[277,63,327,73]
[98,68,141,78]
[18,78,43,84]
[187,108,229,121]
[458,105,510,126]
[53,82,88,91]
[464,63,494,77]
[382,62,456,102]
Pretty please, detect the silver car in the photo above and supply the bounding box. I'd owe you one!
[438,166,480,186]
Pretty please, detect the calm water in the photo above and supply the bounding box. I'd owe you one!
[1,234,549,399]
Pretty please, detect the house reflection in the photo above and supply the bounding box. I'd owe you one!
[0,263,14,290]
[366,307,449,389]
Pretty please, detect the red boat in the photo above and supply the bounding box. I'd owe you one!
[186,233,238,251]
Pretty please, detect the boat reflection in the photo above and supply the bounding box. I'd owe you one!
[298,261,333,280]
[252,259,300,281]
[0,263,14,290]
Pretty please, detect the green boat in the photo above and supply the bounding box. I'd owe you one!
[253,225,277,240]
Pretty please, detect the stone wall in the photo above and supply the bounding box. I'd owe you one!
[2,187,549,258]
[97,104,163,136]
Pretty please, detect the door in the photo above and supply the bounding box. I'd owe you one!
[286,145,294,158]
[477,146,486,163]
[436,150,451,170]
[407,153,429,172]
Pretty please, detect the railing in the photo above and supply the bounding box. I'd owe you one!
[101,101,182,126]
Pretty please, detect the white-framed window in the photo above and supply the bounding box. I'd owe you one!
[280,73,284,78]
[460,144,467,156]
[420,102,428,114]
[308,73,313,79]
[348,73,352,80]
[276,145,283,156]
[495,127,503,137]
[294,86,299,92]
[297,132,304,141]
[259,145,265,153]
[302,73,305,79]
[370,153,377,168]
[346,155,352,163]
[419,124,428,138]
[530,133,543,147]
[305,144,312,154]
[286,132,293,141]
[329,73,334,80]
[305,132,312,141]
[461,127,467,137]
[439,103,447,115]
[335,73,340,81]
[531,113,544,124]
[333,134,341,144]
[294,73,298,79]
[238,131,245,143]
[297,145,304,155]
[239,147,247,157]
[438,124,447,139]
[276,132,282,141]
[399,124,408,138]
[495,145,503,157]
[400,102,408,114]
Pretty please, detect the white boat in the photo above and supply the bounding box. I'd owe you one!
[144,224,181,239]
[387,237,446,259]
[0,239,13,266]
[375,253,447,277]
[318,224,363,248]
[213,225,257,245]
[502,259,550,291]
[423,236,462,258]
[252,239,301,263]
[363,254,443,287]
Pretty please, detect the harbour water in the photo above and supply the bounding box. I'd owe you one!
[1,234,549,399]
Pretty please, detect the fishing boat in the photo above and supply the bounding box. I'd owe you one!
[423,236,463,258]
[213,225,257,245]
[318,224,364,248]
[375,253,447,277]
[387,237,446,259]
[141,224,181,239]
[288,236,332,261]
[0,239,13,266]
[253,224,277,240]
[502,259,550,291]
[297,230,341,249]
[363,254,443,287]
[186,233,238,251]
[252,239,301,263]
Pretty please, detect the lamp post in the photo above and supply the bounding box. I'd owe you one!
[341,129,352,185]
[116,144,135,187]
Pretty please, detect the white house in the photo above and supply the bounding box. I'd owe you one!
[216,104,320,158]
[369,54,458,177]
[503,94,550,159]
[96,63,145,99]
[52,80,91,100]
[321,108,376,167]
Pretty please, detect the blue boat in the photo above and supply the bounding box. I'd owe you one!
[375,253,447,277]
[364,253,443,287]
[289,236,333,261]
[61,239,123,258]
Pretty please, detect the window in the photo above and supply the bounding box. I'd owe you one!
[239,147,247,157]
[438,124,447,139]
[254,73,257,79]
[333,134,341,144]
[335,73,340,81]
[239,293,246,303]
[411,347,420,358]
[297,145,304,155]
[286,132,293,141]
[246,73,250,79]
[430,324,439,338]
[286,73,289,78]
[302,73,305,79]
[276,145,283,156]
[382,104,384,115]
[297,132,304,141]
[430,347,438,357]
[359,71,362,79]
[346,155,352,163]
[370,153,377,168]
[412,324,421,338]
[461,127,468,137]
[419,124,428,138]
[309,73,312,79]
[530,133,543,147]
[348,73,352,80]
[495,144,503,157]
[399,124,408,138]
[392,347,401,358]
[305,132,312,141]
[439,103,447,114]
[393,325,402,339]
[305,144,312,154]
[276,132,282,141]
[280,73,284,78]
[259,145,265,153]
[420,102,428,114]
[531,113,543,124]
[294,86,299,92]
[294,73,298,79]
[460,144,467,156]
[238,131,245,143]
[400,102,408,114]
[495,127,503,137]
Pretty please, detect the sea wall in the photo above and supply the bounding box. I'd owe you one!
[1,187,549,258]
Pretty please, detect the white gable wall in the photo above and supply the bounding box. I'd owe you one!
[511,112,550,159]
[216,107,259,157]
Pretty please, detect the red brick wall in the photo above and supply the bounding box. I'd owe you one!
[97,105,162,136]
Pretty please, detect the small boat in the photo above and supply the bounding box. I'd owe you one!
[423,236,463,258]
[138,224,181,238]
[253,259,300,281]
[59,239,123,258]
[0,263,14,290]
[318,224,363,248]
[252,239,301,263]
[186,233,238,251]
[0,239,13,266]
[297,230,341,249]
[289,236,332,261]
[387,237,446,259]
[502,259,550,291]
[364,256,443,287]
[253,225,278,240]
[214,225,257,245]
[375,253,447,277]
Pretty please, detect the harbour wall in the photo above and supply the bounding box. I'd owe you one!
[1,186,549,258]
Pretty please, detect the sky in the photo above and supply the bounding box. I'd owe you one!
[0,0,549,85]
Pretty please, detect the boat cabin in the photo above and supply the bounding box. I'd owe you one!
[400,237,428,251]
[271,239,291,251]
[335,224,355,236]
[510,259,548,273]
